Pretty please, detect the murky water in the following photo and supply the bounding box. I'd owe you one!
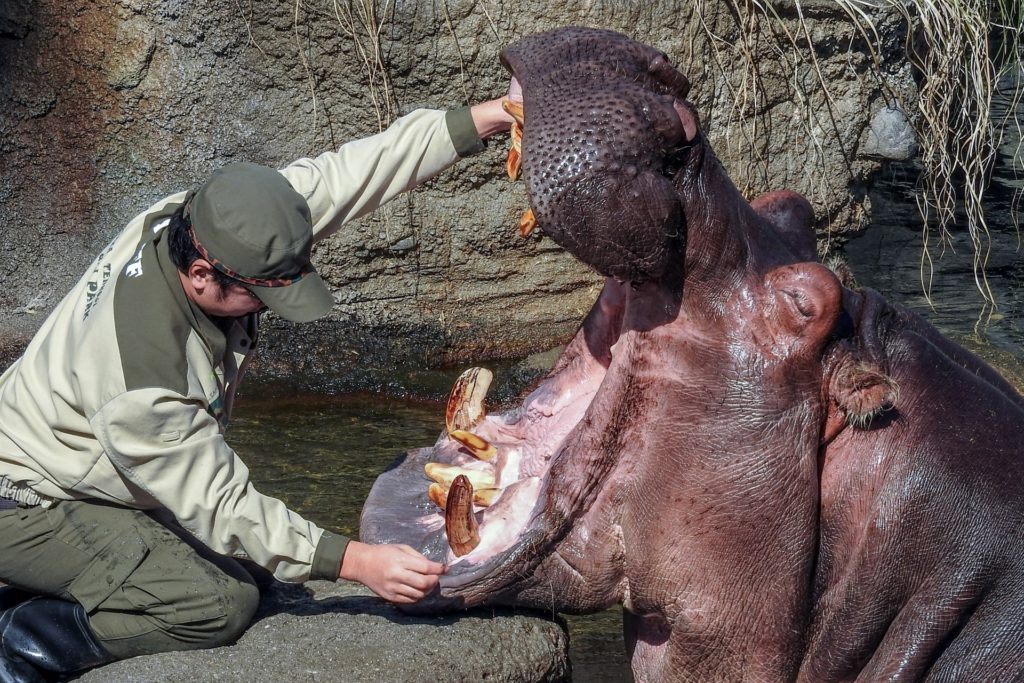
[230,73,1021,683]
[844,66,1023,387]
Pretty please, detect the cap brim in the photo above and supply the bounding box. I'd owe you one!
[250,271,334,323]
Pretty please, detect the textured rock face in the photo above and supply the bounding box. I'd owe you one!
[0,1,916,381]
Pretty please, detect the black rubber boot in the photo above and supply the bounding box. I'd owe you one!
[0,598,114,683]
[0,589,34,612]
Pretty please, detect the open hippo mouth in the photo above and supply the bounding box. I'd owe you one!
[360,27,704,609]
[360,280,628,608]
[360,27,855,615]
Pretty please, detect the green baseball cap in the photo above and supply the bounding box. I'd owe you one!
[186,162,334,323]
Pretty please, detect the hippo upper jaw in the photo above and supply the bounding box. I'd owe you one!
[500,26,701,285]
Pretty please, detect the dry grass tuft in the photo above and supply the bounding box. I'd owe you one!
[694,0,1022,306]
[884,0,1023,306]
[332,0,397,132]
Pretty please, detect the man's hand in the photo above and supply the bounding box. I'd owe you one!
[339,540,446,604]
[470,97,517,139]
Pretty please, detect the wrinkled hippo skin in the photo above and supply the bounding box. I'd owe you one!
[361,28,1024,681]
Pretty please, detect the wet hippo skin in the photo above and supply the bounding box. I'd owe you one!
[361,27,1024,682]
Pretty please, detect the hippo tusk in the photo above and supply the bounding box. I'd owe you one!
[449,429,498,460]
[428,482,501,509]
[445,474,480,556]
[503,99,525,181]
[519,208,537,238]
[446,367,493,433]
[424,462,496,490]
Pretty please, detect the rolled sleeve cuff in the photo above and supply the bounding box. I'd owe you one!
[310,530,350,581]
[445,107,486,158]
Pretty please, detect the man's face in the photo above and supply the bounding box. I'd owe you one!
[207,281,267,318]
[183,260,267,318]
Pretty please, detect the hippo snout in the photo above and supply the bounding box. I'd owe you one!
[500,27,701,283]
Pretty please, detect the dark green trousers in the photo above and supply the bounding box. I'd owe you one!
[0,500,259,660]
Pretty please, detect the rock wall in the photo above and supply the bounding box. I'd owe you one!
[0,0,918,383]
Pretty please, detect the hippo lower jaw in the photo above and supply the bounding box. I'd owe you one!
[360,282,629,607]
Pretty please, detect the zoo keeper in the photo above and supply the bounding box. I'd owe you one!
[0,98,514,681]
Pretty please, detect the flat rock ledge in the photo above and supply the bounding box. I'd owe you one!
[75,580,570,683]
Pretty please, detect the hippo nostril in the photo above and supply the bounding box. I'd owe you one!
[649,52,691,100]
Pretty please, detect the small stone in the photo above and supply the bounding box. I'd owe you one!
[389,237,417,253]
[861,105,918,161]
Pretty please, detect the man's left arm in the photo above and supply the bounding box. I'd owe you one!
[279,98,514,241]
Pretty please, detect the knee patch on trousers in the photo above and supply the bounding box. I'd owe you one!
[93,532,259,657]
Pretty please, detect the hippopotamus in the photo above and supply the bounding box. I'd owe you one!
[360,27,1024,681]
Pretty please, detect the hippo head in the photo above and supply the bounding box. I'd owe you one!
[502,27,698,283]
[361,27,864,679]
[363,27,1024,681]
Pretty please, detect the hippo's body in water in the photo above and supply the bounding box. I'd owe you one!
[361,27,1024,681]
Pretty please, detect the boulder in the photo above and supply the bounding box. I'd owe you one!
[76,579,569,682]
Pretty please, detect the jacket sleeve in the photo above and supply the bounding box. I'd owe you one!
[279,107,485,242]
[90,388,348,583]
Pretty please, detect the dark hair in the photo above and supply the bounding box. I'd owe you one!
[167,206,239,291]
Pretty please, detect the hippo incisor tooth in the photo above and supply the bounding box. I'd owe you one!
[502,99,524,181]
[427,482,448,509]
[519,208,537,238]
[502,98,524,126]
[427,482,501,510]
[472,487,501,507]
[449,429,498,461]
[445,474,480,556]
[424,462,496,490]
[445,367,493,433]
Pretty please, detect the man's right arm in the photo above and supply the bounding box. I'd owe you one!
[90,388,341,583]
[91,388,447,601]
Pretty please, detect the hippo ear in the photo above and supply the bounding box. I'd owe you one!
[764,263,843,354]
[750,191,817,261]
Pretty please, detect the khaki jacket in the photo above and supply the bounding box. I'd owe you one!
[0,108,484,582]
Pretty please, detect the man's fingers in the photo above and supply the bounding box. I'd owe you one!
[402,570,441,593]
[395,543,422,557]
[386,578,435,603]
[395,545,447,575]
[421,560,446,575]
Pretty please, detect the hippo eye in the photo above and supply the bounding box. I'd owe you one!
[785,288,816,318]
